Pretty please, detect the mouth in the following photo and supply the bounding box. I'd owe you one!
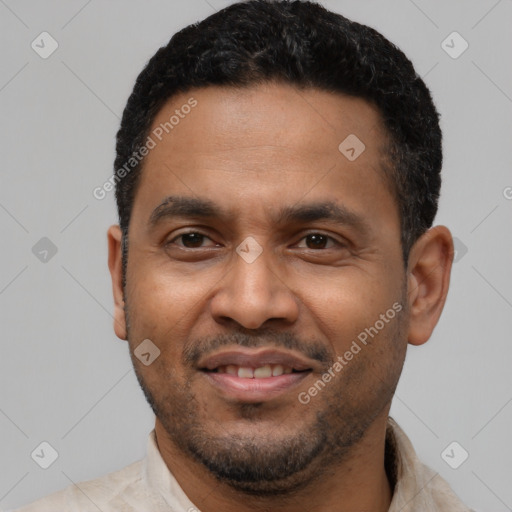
[198,348,315,402]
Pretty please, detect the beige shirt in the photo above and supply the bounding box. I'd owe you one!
[13,418,473,512]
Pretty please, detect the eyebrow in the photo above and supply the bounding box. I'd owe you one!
[149,196,225,227]
[148,195,369,234]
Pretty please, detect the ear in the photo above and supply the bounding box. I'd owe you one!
[107,225,127,341]
[406,226,454,346]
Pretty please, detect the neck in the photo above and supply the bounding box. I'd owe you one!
[154,413,393,512]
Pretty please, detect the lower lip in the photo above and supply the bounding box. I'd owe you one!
[202,371,311,402]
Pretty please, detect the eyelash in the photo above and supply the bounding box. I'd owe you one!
[166,230,343,249]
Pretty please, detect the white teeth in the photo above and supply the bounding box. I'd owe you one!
[215,364,295,378]
[238,367,254,378]
[272,364,284,377]
[254,365,272,378]
[225,365,237,375]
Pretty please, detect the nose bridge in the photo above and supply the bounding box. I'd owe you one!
[233,243,275,298]
[210,239,299,329]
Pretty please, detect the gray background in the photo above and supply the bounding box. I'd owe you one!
[1,0,511,510]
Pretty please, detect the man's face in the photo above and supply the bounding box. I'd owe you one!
[120,83,409,493]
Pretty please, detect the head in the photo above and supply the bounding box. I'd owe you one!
[107,0,453,496]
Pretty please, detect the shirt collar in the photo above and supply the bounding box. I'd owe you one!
[142,429,199,511]
[386,417,471,511]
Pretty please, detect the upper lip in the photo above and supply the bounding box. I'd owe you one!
[198,347,318,372]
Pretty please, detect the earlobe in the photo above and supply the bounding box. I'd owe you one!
[406,226,454,346]
[107,225,128,341]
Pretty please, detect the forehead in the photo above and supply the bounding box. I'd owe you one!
[131,83,397,234]
[147,83,388,163]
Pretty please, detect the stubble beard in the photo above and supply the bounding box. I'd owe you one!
[125,297,408,496]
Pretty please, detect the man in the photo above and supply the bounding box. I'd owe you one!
[16,0,473,510]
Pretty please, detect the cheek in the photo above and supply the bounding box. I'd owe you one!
[126,256,213,330]
[298,268,402,352]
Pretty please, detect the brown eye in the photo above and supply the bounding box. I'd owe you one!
[167,232,217,249]
[305,234,329,249]
[179,233,206,248]
[297,233,339,250]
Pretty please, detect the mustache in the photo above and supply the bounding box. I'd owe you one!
[183,329,333,368]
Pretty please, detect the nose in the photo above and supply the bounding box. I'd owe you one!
[209,245,300,330]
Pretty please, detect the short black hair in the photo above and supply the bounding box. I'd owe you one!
[114,0,442,284]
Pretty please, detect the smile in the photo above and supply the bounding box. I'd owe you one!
[198,348,315,402]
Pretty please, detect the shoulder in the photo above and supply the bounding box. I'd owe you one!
[11,459,143,512]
